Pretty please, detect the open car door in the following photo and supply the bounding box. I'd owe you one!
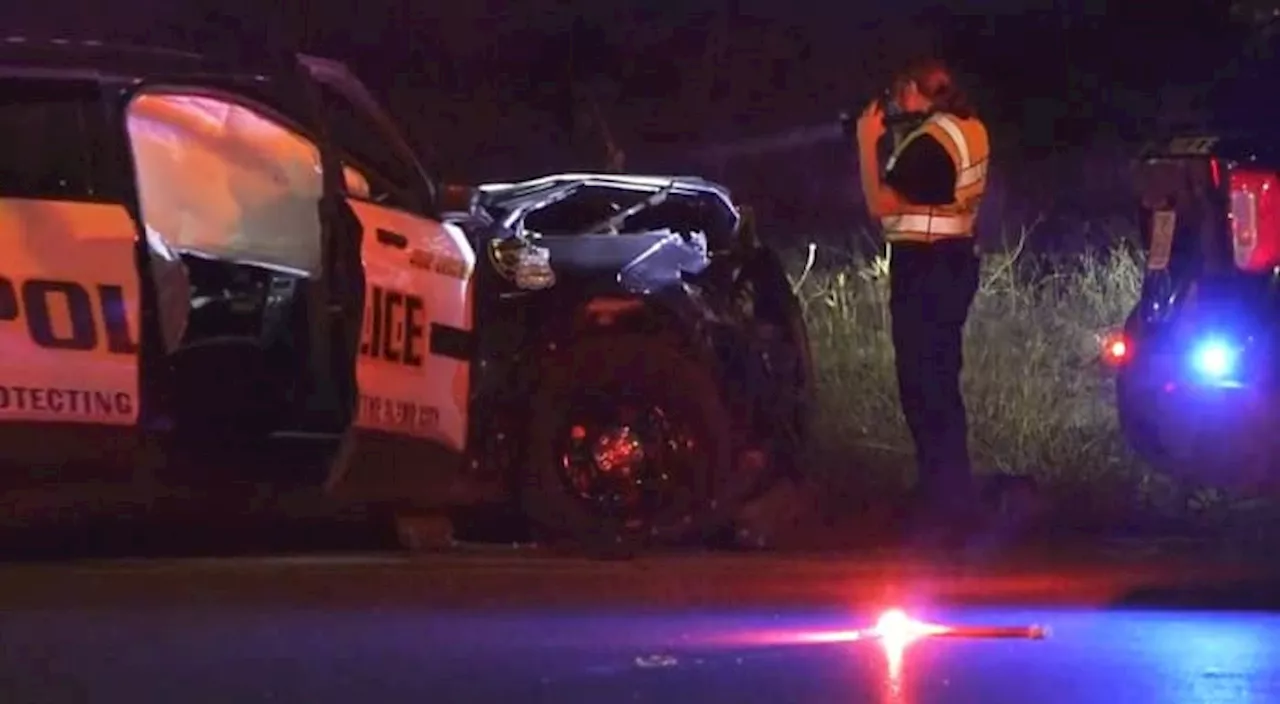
[300,56,477,503]
[115,62,363,463]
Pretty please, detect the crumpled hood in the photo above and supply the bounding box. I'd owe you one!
[535,230,709,295]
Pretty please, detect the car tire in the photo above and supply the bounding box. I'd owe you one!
[521,333,734,557]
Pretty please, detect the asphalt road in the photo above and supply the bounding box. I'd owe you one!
[2,550,1280,704]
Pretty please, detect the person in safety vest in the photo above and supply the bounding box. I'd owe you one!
[854,57,990,537]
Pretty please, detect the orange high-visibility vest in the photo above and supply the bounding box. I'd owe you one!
[880,112,990,244]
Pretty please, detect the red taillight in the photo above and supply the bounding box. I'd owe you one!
[1101,330,1131,367]
[1228,168,1280,272]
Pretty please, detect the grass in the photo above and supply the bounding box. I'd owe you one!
[784,236,1198,530]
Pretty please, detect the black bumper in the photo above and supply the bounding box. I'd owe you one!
[1118,368,1280,488]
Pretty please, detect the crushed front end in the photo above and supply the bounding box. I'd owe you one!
[447,173,813,545]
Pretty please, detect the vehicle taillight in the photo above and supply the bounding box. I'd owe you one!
[1228,168,1280,272]
[1101,330,1131,367]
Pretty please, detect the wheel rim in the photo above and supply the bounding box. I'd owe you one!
[557,393,703,536]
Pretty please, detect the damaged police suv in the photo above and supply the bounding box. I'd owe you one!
[0,39,812,553]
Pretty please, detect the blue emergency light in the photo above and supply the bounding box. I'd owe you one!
[1190,337,1241,383]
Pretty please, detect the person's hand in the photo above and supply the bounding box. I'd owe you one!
[855,99,886,149]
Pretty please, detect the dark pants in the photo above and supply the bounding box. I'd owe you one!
[888,239,980,511]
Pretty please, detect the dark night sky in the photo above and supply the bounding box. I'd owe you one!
[0,0,1266,239]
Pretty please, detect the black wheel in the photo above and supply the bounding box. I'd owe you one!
[522,334,734,556]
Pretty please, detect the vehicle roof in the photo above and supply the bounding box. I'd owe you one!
[0,36,294,80]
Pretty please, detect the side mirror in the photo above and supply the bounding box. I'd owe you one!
[438,183,480,218]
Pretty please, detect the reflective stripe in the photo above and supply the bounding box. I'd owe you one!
[957,159,987,188]
[932,115,970,170]
[885,120,934,172]
[931,114,988,189]
[880,213,970,235]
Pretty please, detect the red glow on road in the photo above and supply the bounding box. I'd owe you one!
[704,608,1047,702]
[871,609,949,701]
